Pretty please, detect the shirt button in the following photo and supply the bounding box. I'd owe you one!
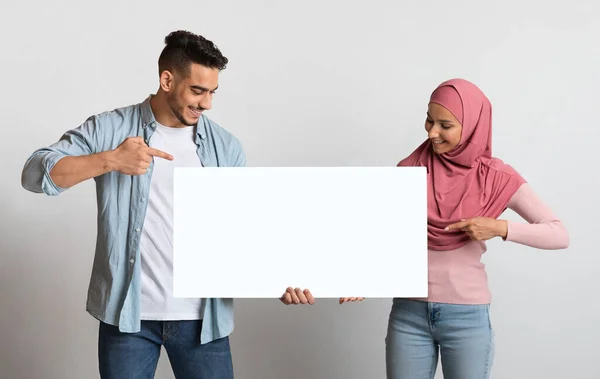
[130,259,135,264]
[141,197,145,202]
[135,228,141,232]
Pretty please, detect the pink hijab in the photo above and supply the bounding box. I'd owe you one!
[398,78,526,251]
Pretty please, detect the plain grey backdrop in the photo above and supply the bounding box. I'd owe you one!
[1,1,599,378]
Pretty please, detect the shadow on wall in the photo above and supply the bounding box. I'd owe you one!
[229,298,391,379]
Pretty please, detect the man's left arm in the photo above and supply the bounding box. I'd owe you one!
[231,140,246,167]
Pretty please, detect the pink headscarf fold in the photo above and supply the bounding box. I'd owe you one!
[398,78,526,251]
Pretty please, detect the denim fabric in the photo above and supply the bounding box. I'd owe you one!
[21,95,245,343]
[98,320,234,379]
[386,298,494,379]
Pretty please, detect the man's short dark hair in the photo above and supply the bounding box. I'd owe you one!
[158,30,228,77]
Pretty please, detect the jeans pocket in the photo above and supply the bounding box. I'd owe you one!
[485,304,495,336]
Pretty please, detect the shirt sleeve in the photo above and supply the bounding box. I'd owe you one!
[21,115,100,196]
[505,183,570,249]
[230,136,246,167]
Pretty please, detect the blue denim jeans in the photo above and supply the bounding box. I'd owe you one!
[386,298,494,379]
[98,320,234,379]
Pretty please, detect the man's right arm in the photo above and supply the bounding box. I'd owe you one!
[22,116,172,195]
[47,152,118,190]
[21,115,103,195]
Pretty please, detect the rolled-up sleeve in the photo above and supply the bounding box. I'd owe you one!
[21,115,99,195]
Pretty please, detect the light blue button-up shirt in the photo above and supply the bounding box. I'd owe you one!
[21,96,245,344]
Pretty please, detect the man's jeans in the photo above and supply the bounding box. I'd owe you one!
[98,320,233,379]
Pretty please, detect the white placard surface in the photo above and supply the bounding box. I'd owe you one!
[173,167,427,298]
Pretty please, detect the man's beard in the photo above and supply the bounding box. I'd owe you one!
[167,96,196,126]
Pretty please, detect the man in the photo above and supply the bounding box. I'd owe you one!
[22,30,314,379]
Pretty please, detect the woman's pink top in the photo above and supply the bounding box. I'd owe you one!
[418,183,569,304]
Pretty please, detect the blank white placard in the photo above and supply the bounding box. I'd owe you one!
[173,167,427,298]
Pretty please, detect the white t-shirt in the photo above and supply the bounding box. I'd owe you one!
[140,123,204,320]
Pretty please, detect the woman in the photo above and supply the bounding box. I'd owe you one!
[281,78,569,377]
[379,78,569,378]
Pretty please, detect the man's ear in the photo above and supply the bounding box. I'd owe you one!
[159,70,175,92]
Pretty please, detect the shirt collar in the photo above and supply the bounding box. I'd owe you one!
[140,95,206,140]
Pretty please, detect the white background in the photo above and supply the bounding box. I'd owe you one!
[173,167,427,298]
[1,1,599,378]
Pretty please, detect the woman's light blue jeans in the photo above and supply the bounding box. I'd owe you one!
[386,298,494,379]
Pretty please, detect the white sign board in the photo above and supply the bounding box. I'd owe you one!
[173,167,427,298]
